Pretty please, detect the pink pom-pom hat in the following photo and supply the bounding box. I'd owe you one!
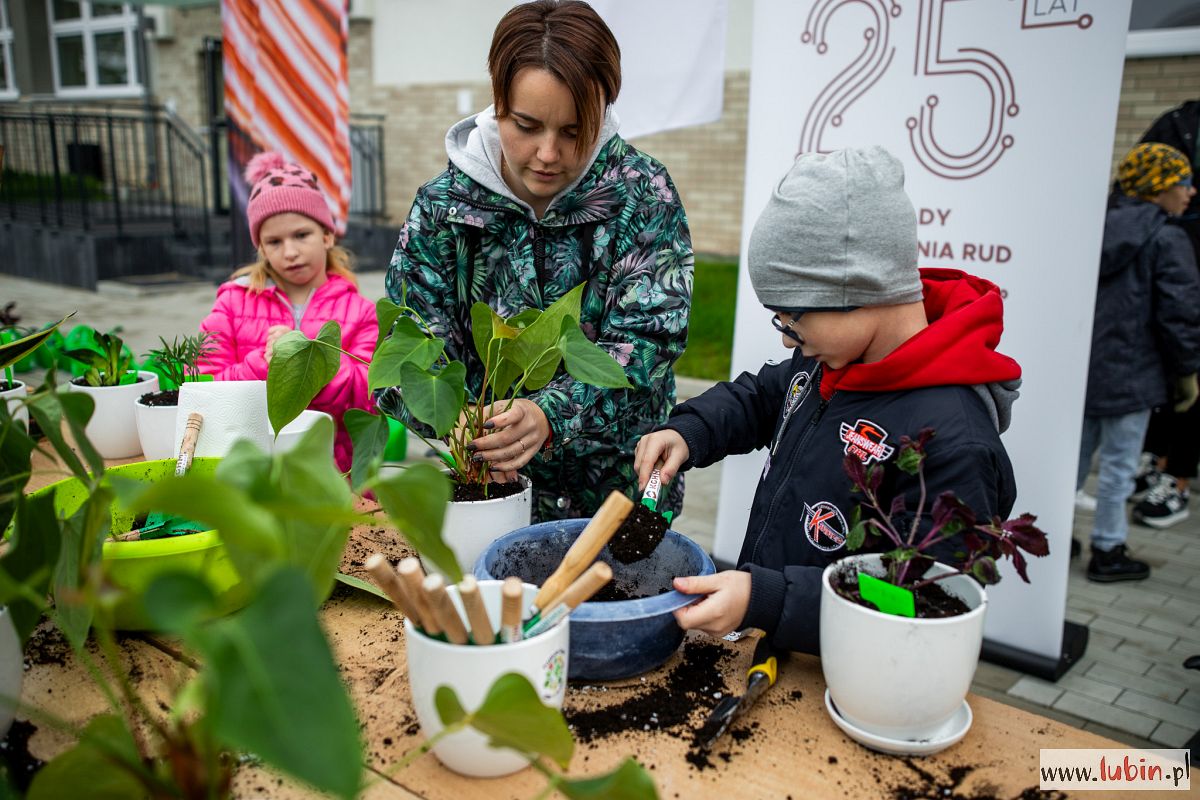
[244,152,336,248]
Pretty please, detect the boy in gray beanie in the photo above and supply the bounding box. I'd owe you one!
[635,147,1023,654]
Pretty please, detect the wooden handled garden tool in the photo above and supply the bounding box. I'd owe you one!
[523,562,613,639]
[526,490,632,620]
[697,636,780,751]
[608,467,671,564]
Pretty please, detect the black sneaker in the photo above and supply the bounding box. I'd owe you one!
[1132,479,1189,528]
[1129,457,1163,503]
[1087,544,1150,582]
[1070,537,1081,559]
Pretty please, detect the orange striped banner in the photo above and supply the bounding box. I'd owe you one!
[222,0,350,236]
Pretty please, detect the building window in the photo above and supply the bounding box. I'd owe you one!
[0,0,16,100]
[47,0,140,97]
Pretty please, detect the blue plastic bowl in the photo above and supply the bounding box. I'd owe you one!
[474,518,716,680]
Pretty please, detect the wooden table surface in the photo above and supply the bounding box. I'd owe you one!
[19,454,1179,799]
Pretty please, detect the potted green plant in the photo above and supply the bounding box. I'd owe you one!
[0,314,73,431]
[3,376,656,798]
[62,329,158,459]
[267,282,631,572]
[819,428,1049,755]
[135,333,216,460]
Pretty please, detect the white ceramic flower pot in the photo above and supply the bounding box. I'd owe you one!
[271,409,334,456]
[0,607,24,738]
[1,380,28,430]
[439,475,532,578]
[134,397,179,462]
[405,580,568,778]
[820,553,986,742]
[66,371,159,459]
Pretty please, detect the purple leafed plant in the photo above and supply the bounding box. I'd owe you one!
[842,428,1050,591]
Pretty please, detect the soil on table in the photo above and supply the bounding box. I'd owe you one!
[139,389,179,407]
[832,565,970,618]
[566,639,732,747]
[339,522,417,585]
[888,759,1067,800]
[491,540,675,601]
[451,480,525,503]
[607,504,668,565]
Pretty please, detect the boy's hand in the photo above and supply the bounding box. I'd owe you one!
[671,571,751,637]
[469,399,550,473]
[634,429,689,490]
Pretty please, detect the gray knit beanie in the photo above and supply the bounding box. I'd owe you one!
[747,146,921,312]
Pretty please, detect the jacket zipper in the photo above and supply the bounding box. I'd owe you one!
[447,189,548,299]
[751,392,832,565]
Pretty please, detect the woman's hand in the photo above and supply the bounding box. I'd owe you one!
[468,399,551,477]
[634,429,689,490]
[671,571,751,637]
[263,325,292,363]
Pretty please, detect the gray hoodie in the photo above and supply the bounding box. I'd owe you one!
[444,104,622,220]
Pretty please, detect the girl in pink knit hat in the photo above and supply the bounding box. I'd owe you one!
[199,152,378,472]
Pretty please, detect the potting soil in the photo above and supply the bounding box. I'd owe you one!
[607,504,668,565]
[832,566,971,618]
[565,639,731,745]
[451,480,525,503]
[138,389,179,407]
[0,720,45,792]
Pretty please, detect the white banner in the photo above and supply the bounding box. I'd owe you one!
[717,0,1132,661]
[593,0,728,140]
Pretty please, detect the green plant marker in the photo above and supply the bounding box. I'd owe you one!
[857,572,915,618]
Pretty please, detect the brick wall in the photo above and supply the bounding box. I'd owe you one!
[151,6,222,131]
[1110,55,1199,178]
[146,14,1197,258]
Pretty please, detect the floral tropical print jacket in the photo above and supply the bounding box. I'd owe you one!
[380,132,693,521]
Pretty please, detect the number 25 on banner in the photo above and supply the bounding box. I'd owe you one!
[798,0,1091,180]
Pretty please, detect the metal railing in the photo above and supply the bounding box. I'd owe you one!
[0,103,211,261]
[210,114,387,219]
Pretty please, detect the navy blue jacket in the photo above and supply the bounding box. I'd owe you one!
[1084,193,1200,417]
[665,270,1020,654]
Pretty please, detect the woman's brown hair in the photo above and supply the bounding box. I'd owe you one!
[488,0,621,156]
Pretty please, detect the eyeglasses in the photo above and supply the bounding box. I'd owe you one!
[771,312,804,345]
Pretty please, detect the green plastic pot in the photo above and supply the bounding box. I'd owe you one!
[31,458,246,630]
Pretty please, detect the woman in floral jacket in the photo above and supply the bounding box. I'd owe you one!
[379,0,693,521]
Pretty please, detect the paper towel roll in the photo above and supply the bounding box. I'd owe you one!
[175,381,272,459]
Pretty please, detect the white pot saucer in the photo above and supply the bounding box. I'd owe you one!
[824,689,973,757]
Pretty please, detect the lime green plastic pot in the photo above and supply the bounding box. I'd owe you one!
[32,458,245,630]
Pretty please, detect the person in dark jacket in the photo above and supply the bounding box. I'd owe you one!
[1126,101,1200,528]
[634,147,1021,655]
[1076,142,1200,581]
[378,0,693,522]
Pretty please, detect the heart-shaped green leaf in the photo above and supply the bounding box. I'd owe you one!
[193,568,363,800]
[368,316,445,393]
[560,758,659,800]
[558,319,631,389]
[27,715,147,800]
[370,463,457,582]
[344,409,389,492]
[398,360,466,438]
[435,685,468,726]
[267,322,342,435]
[375,298,404,348]
[469,672,573,769]
[141,571,220,634]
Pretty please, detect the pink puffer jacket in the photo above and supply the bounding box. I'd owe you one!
[199,274,379,472]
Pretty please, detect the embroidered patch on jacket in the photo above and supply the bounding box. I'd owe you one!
[803,501,848,552]
[839,419,895,465]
